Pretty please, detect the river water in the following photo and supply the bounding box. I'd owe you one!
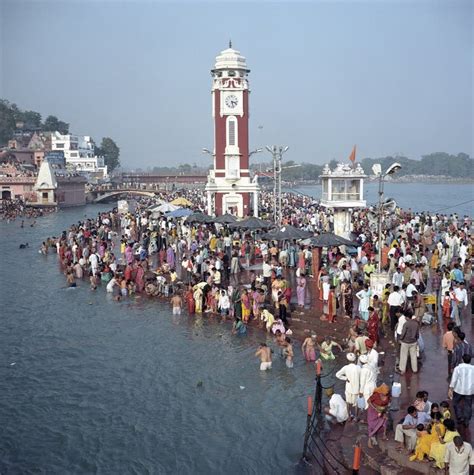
[1,205,318,474]
[294,182,473,217]
[1,184,471,474]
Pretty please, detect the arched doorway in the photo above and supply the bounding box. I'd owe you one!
[1,190,11,200]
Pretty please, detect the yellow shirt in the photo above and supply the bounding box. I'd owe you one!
[209,236,217,251]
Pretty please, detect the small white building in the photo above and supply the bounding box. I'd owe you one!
[34,160,58,205]
[51,132,108,178]
[320,162,367,239]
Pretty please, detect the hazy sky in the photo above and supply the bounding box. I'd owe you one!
[1,0,472,169]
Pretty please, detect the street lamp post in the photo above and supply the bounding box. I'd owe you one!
[265,145,289,225]
[374,162,402,272]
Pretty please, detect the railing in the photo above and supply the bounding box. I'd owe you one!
[301,362,356,475]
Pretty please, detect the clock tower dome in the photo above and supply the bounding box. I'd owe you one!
[205,43,259,217]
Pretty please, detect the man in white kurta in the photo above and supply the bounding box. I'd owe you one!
[359,354,377,409]
[324,392,349,424]
[335,353,361,418]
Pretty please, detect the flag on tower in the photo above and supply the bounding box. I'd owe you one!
[348,145,356,163]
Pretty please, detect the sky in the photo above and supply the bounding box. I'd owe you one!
[1,0,472,170]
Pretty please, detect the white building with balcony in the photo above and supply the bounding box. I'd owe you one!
[51,132,108,178]
[320,162,367,238]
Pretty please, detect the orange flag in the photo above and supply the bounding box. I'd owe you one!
[348,145,356,163]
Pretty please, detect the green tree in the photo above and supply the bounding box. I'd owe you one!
[43,115,69,134]
[0,99,16,145]
[17,110,42,128]
[97,137,120,172]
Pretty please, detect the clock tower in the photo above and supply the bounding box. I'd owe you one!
[205,43,259,217]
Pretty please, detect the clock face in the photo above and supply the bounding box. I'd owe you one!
[225,94,238,109]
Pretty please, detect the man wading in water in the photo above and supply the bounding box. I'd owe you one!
[255,343,272,371]
[170,293,182,315]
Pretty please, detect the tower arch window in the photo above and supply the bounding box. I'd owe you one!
[226,116,238,148]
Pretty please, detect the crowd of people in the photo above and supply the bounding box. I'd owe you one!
[1,198,54,222]
[36,186,474,472]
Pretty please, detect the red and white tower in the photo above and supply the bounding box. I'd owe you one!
[205,44,259,217]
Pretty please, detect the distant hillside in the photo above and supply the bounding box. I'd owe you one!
[274,153,473,181]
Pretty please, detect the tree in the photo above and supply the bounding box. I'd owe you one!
[97,137,120,172]
[43,115,69,134]
[0,99,16,145]
[17,110,42,128]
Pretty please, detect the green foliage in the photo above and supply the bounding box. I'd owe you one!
[0,99,70,144]
[43,115,69,134]
[0,99,16,145]
[16,110,42,128]
[97,137,120,172]
[360,153,474,178]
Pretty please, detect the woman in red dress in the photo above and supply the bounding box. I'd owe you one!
[185,285,195,314]
[367,306,379,345]
[367,384,391,448]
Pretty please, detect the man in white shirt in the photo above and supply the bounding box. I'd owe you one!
[358,354,377,409]
[406,280,417,299]
[388,286,404,331]
[392,268,404,289]
[449,354,474,428]
[324,391,349,424]
[262,260,272,292]
[365,340,379,373]
[335,353,361,419]
[444,436,474,475]
[88,252,99,276]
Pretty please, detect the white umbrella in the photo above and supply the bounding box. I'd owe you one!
[153,202,180,213]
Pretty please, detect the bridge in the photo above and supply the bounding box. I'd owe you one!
[112,174,208,186]
[87,188,166,203]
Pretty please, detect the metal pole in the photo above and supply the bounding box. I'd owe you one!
[273,147,277,223]
[377,173,384,272]
[278,147,282,226]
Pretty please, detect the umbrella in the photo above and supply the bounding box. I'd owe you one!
[263,225,313,241]
[152,202,179,213]
[229,216,273,230]
[165,208,193,218]
[301,232,358,247]
[185,211,213,223]
[147,200,166,211]
[171,197,193,207]
[214,213,238,224]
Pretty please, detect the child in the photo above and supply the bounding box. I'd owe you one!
[430,402,440,420]
[442,291,451,319]
[409,423,434,462]
[440,401,451,421]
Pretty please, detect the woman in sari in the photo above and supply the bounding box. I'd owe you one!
[193,286,203,314]
[241,289,251,323]
[135,263,145,293]
[409,413,445,462]
[317,268,328,302]
[231,287,242,321]
[327,285,337,323]
[296,274,306,309]
[430,248,439,271]
[367,307,379,346]
[341,280,353,319]
[367,384,391,448]
[185,285,195,314]
[429,418,459,469]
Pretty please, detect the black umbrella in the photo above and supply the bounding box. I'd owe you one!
[229,216,274,230]
[263,225,313,241]
[302,232,358,247]
[185,212,213,223]
[214,213,238,224]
